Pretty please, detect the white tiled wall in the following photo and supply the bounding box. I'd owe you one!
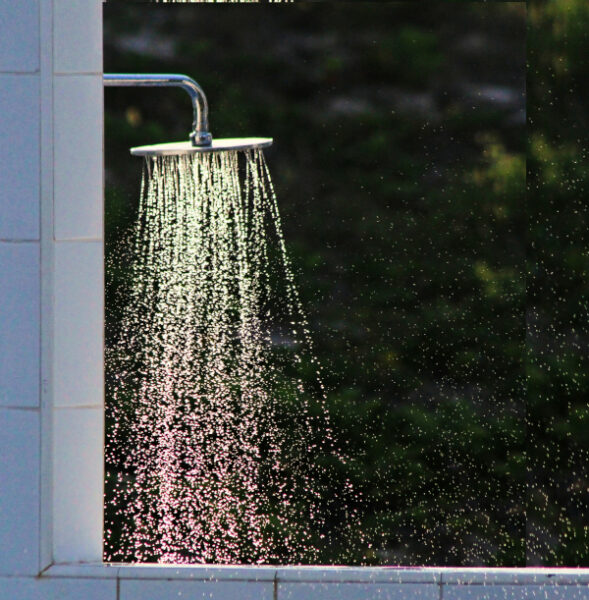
[53,407,104,563]
[120,580,275,600]
[443,585,589,599]
[0,243,40,407]
[0,0,105,584]
[0,578,116,600]
[0,0,44,586]
[54,0,103,75]
[54,75,103,241]
[54,241,103,407]
[50,0,105,569]
[41,568,589,599]
[0,0,40,73]
[278,583,439,599]
[0,410,41,576]
[0,74,40,240]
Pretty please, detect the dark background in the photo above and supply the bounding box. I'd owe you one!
[103,1,588,566]
[527,0,589,566]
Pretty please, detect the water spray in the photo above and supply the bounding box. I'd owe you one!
[104,71,357,564]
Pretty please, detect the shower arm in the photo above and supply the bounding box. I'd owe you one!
[103,73,213,147]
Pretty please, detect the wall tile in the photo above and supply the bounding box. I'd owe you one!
[0,575,587,600]
[53,407,103,563]
[39,372,53,572]
[118,565,276,581]
[45,564,120,579]
[278,583,440,600]
[0,410,40,576]
[0,243,40,407]
[0,577,116,600]
[120,580,274,600]
[442,569,589,586]
[443,585,589,600]
[277,567,439,584]
[54,241,103,407]
[54,0,102,74]
[0,75,40,240]
[0,1,40,73]
[54,75,103,241]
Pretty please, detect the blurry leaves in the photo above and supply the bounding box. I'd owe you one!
[526,0,589,567]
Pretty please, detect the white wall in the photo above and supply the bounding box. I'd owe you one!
[0,0,104,577]
[0,1,588,599]
[1,0,46,579]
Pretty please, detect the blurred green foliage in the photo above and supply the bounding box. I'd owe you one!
[527,0,589,566]
[102,1,583,566]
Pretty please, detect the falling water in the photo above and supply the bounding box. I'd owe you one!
[105,149,358,564]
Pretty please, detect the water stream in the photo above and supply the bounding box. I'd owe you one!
[105,149,358,564]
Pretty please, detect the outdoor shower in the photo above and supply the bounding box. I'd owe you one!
[103,70,354,564]
[103,73,273,155]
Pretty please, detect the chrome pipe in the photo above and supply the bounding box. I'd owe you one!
[103,73,213,147]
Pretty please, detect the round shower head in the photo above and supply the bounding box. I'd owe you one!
[130,137,273,157]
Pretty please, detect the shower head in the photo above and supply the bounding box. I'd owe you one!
[130,138,273,157]
[103,72,273,155]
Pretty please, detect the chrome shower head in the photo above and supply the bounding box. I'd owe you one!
[103,72,273,155]
[130,138,273,156]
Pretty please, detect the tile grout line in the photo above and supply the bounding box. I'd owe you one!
[54,405,104,410]
[265,579,439,585]
[0,70,41,75]
[54,71,104,76]
[54,239,103,244]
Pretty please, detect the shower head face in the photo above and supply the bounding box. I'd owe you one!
[130,137,273,157]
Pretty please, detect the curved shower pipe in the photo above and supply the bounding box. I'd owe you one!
[103,73,213,147]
